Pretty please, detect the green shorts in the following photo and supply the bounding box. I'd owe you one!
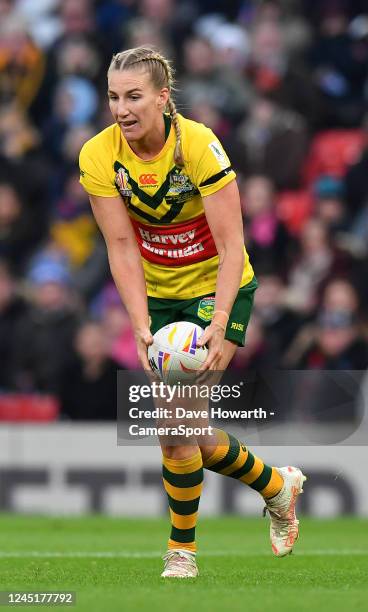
[148,276,258,347]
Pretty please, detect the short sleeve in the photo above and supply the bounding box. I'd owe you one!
[190,128,236,198]
[79,141,117,198]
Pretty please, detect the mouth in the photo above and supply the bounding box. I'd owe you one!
[120,120,138,129]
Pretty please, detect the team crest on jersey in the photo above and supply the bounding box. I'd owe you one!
[197,296,215,322]
[169,172,194,192]
[168,172,198,204]
[170,173,187,187]
[115,167,132,198]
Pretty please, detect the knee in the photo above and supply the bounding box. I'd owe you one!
[198,442,218,462]
[161,444,199,460]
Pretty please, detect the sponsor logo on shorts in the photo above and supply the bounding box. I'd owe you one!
[231,322,244,331]
[197,297,215,322]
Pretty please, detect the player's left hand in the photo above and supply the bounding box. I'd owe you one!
[196,323,225,371]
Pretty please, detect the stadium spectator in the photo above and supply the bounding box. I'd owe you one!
[15,0,62,50]
[322,277,361,315]
[59,123,96,168]
[289,309,368,370]
[0,182,43,272]
[308,0,368,127]
[124,17,173,61]
[248,17,322,127]
[0,0,14,20]
[60,320,121,420]
[232,96,308,188]
[253,272,303,361]
[344,120,368,217]
[187,100,232,142]
[312,175,348,231]
[240,175,292,271]
[0,15,45,111]
[59,0,96,38]
[284,218,351,314]
[50,170,97,267]
[283,277,367,369]
[11,250,81,393]
[49,170,108,300]
[178,35,253,123]
[95,0,135,52]
[0,259,26,389]
[43,75,99,162]
[92,283,139,369]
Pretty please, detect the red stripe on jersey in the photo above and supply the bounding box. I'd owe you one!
[131,214,218,266]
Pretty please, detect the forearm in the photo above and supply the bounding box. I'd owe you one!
[215,243,245,315]
[108,243,150,331]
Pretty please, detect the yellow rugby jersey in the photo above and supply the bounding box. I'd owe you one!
[79,113,254,298]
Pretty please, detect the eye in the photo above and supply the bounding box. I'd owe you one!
[129,95,141,100]
[108,94,118,101]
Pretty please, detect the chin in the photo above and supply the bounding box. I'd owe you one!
[119,125,143,143]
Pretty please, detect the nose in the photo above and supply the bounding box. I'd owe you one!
[116,98,130,119]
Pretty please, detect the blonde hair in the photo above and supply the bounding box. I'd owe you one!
[108,47,184,166]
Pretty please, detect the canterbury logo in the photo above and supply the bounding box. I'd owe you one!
[139,173,158,185]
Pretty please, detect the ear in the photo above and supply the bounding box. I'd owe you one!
[157,87,170,109]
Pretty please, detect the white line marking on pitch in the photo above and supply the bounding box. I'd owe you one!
[0,550,366,558]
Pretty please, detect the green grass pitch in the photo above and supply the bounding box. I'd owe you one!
[0,515,367,611]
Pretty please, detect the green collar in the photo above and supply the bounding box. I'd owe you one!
[163,113,171,141]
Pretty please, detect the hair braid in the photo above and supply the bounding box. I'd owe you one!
[166,97,184,167]
[108,47,184,167]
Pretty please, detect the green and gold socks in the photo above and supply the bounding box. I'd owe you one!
[203,429,284,499]
[162,451,203,552]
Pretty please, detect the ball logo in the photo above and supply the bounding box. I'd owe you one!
[167,324,177,346]
[158,351,170,376]
[139,173,158,185]
[182,328,198,355]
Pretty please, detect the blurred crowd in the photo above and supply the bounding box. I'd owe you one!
[1,0,368,419]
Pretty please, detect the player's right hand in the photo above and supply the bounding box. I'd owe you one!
[196,322,225,371]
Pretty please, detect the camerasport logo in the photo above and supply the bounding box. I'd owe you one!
[139,173,158,186]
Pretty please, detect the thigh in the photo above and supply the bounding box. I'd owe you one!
[180,276,258,347]
[157,340,239,458]
[148,297,177,334]
[219,338,238,369]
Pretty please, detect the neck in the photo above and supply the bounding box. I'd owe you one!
[84,358,104,379]
[127,115,167,160]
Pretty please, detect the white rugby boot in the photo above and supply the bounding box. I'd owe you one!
[263,466,307,557]
[161,549,199,578]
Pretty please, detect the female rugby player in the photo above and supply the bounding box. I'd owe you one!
[79,47,306,578]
